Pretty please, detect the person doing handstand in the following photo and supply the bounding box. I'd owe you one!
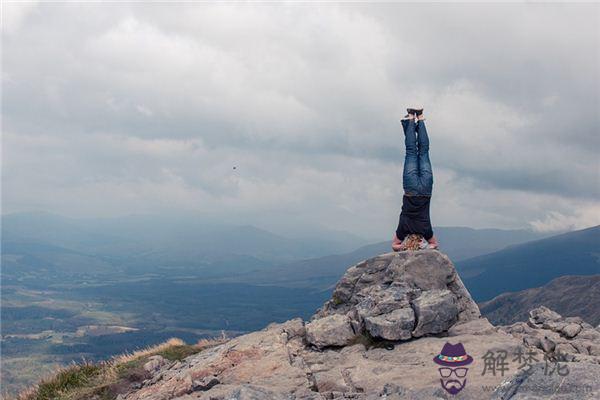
[392,107,439,251]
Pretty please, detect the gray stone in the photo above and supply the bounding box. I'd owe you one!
[411,289,458,337]
[562,323,583,338]
[564,316,586,324]
[578,328,600,341]
[539,337,556,353]
[355,285,411,317]
[543,319,567,331]
[203,384,292,399]
[555,342,578,355]
[364,308,415,340]
[491,362,600,399]
[279,317,306,343]
[143,355,167,372]
[305,314,356,349]
[448,317,496,336]
[192,377,219,391]
[528,306,562,327]
[589,344,600,356]
[523,335,542,349]
[571,340,590,355]
[498,321,533,336]
[379,383,407,396]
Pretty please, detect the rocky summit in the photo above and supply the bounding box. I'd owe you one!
[119,250,600,400]
[309,250,481,345]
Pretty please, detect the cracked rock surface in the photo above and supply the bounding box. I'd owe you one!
[491,362,600,399]
[310,251,480,346]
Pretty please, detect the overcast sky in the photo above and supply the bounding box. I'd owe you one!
[2,2,599,239]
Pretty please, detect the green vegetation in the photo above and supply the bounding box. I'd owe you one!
[15,338,225,400]
[332,292,348,306]
[154,344,204,361]
[33,363,102,400]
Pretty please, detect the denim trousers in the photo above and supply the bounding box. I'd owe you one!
[401,119,433,196]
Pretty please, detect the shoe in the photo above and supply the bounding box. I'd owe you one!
[407,107,424,117]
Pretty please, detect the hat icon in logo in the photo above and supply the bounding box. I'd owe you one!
[433,342,473,366]
[433,342,473,395]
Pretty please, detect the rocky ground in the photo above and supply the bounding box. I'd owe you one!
[109,251,600,399]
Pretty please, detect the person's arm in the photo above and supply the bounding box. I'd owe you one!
[392,232,403,251]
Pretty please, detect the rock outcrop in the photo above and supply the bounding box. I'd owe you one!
[119,250,600,400]
[308,251,480,347]
[498,305,600,364]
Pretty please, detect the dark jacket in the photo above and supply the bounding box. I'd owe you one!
[395,195,433,240]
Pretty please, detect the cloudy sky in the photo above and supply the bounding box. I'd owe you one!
[2,2,599,239]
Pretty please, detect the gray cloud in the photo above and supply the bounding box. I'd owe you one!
[2,2,599,238]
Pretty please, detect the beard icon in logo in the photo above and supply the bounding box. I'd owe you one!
[432,342,474,395]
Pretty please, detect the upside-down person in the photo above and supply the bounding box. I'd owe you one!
[392,106,439,251]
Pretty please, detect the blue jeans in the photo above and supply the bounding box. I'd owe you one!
[401,119,433,196]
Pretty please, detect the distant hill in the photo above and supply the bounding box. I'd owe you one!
[225,227,552,289]
[1,212,367,266]
[380,226,550,263]
[458,225,600,302]
[479,274,600,326]
[432,226,551,261]
[1,212,373,288]
[1,213,549,285]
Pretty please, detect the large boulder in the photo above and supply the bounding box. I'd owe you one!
[305,314,356,348]
[307,250,481,347]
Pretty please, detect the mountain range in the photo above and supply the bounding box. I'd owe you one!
[1,211,367,264]
[479,274,600,326]
[1,212,552,288]
[215,226,552,289]
[457,225,600,302]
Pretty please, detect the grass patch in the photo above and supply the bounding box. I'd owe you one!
[331,294,344,306]
[15,337,227,400]
[155,344,202,361]
[34,363,101,400]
